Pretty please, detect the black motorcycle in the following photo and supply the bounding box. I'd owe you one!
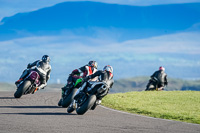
[145,77,166,91]
[67,79,114,115]
[58,79,83,108]
[145,77,159,91]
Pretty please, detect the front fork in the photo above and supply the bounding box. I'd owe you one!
[69,82,88,110]
[69,99,77,109]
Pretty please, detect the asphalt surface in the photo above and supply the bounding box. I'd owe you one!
[0,91,199,133]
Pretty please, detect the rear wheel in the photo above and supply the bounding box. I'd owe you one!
[76,95,96,115]
[62,88,78,108]
[14,80,31,98]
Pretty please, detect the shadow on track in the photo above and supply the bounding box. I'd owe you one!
[0,106,61,108]
[0,112,76,115]
[0,97,15,99]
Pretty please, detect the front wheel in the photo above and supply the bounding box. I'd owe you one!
[76,95,96,115]
[62,88,78,108]
[67,106,75,113]
[58,99,62,106]
[145,84,154,91]
[14,80,31,98]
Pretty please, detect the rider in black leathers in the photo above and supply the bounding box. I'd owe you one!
[146,66,168,90]
[83,65,114,104]
[15,55,51,90]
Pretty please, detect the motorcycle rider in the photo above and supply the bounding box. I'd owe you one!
[15,55,51,90]
[61,61,98,99]
[146,66,168,91]
[77,65,114,105]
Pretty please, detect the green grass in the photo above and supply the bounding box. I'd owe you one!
[102,91,200,124]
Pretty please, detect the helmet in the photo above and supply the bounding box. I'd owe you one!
[159,66,165,71]
[42,55,50,63]
[88,61,98,69]
[103,65,113,73]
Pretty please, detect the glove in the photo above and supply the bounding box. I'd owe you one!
[83,76,89,82]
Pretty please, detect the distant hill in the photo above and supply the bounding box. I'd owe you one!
[0,2,200,41]
[1,77,199,92]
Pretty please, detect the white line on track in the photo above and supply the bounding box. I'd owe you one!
[99,105,200,126]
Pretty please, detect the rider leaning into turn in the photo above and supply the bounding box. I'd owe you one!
[61,61,98,95]
[82,65,114,104]
[15,55,51,90]
[149,66,168,90]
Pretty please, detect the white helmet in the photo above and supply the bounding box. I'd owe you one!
[159,66,165,71]
[103,65,113,73]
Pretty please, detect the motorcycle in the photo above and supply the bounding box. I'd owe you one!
[14,69,41,98]
[67,78,113,115]
[145,77,164,91]
[58,79,82,108]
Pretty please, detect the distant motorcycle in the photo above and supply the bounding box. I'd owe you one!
[67,78,113,115]
[145,77,164,91]
[14,69,41,98]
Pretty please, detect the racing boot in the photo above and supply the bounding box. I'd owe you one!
[96,99,102,105]
[91,99,102,110]
[61,82,73,98]
[61,87,66,98]
[15,78,23,85]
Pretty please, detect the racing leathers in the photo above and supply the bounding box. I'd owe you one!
[150,70,168,89]
[62,65,98,93]
[16,60,51,90]
[84,70,114,99]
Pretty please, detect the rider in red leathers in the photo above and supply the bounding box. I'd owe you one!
[61,61,98,99]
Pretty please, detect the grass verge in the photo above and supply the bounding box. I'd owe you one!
[102,91,200,124]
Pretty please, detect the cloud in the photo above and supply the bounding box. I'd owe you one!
[121,32,200,54]
[1,31,200,55]
[1,31,200,81]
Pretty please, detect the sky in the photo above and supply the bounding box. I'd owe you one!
[0,0,200,82]
[1,0,200,21]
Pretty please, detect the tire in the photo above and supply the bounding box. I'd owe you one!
[62,88,78,108]
[58,99,62,106]
[67,106,75,113]
[76,95,96,115]
[145,82,156,91]
[14,80,31,98]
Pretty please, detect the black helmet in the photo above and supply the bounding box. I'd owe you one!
[88,61,98,69]
[42,55,50,63]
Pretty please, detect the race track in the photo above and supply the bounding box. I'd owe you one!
[0,91,199,133]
